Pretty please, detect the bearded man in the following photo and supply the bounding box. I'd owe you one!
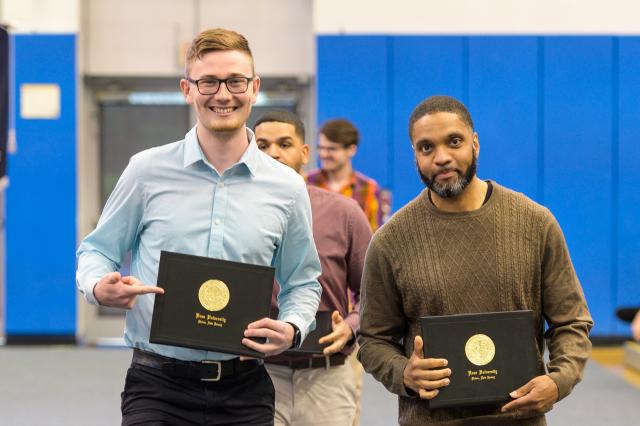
[357,95,593,426]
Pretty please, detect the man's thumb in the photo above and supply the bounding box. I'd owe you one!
[413,335,424,358]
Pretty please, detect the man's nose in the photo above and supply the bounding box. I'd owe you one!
[433,147,452,165]
[266,145,280,158]
[214,81,233,99]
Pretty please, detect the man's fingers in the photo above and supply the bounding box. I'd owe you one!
[120,276,164,294]
[121,275,150,286]
[502,394,533,413]
[418,388,440,400]
[241,338,279,356]
[412,357,448,371]
[120,275,137,285]
[322,340,342,355]
[244,326,281,342]
[510,378,535,399]
[502,378,537,413]
[102,272,122,285]
[131,285,165,295]
[318,330,340,345]
[331,310,344,324]
[241,337,268,353]
[410,366,451,382]
[247,317,278,330]
[415,376,450,390]
[239,355,258,361]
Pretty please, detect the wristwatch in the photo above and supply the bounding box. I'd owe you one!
[287,322,301,349]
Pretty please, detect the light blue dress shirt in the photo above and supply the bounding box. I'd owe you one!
[77,126,322,361]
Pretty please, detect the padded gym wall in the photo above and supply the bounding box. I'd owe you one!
[317,35,640,337]
[5,34,76,341]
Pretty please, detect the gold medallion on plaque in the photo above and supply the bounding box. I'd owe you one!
[465,334,495,366]
[198,279,230,312]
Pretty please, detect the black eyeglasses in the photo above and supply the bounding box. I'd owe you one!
[185,76,254,95]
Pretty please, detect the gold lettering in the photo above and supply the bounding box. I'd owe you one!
[196,314,228,327]
[206,314,227,324]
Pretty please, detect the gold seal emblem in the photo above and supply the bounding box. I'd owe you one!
[465,334,495,366]
[198,279,230,312]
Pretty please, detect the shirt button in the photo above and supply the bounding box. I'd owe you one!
[214,218,221,226]
[218,181,224,188]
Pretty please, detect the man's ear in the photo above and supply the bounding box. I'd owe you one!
[180,79,193,105]
[301,144,310,166]
[347,144,357,158]
[473,132,480,157]
[250,76,261,105]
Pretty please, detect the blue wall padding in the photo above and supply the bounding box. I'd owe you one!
[5,34,76,336]
[617,38,640,332]
[317,36,391,188]
[317,35,640,337]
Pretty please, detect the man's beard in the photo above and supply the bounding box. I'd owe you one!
[417,152,477,199]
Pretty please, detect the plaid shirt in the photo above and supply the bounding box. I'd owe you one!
[306,169,387,231]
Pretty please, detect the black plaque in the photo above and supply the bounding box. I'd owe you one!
[150,251,275,358]
[420,310,539,409]
[285,311,333,355]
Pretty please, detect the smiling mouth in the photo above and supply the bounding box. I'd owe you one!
[209,106,237,115]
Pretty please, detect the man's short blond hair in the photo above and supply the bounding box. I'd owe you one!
[185,28,254,75]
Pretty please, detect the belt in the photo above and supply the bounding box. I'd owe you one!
[266,353,347,370]
[132,349,262,382]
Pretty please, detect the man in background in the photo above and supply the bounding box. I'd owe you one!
[307,118,388,231]
[255,110,372,425]
[306,117,387,425]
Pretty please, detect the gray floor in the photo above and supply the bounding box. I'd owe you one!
[0,346,638,426]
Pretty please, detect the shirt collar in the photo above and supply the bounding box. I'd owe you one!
[238,128,259,177]
[316,168,356,190]
[183,126,203,168]
[183,126,259,177]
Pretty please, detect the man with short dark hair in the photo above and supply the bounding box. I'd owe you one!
[358,95,593,425]
[254,110,372,426]
[307,118,387,231]
[76,29,321,425]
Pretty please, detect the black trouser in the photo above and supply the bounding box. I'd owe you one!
[121,358,275,425]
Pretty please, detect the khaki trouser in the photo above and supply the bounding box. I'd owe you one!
[266,361,357,426]
[349,348,364,426]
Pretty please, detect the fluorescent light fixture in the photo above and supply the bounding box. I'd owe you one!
[128,92,186,105]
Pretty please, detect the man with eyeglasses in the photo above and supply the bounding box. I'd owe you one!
[76,28,321,426]
[307,118,389,232]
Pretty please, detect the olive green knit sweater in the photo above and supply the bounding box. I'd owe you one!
[358,182,593,426]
